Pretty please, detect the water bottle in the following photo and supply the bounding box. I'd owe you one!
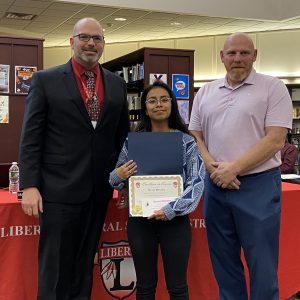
[9,162,19,194]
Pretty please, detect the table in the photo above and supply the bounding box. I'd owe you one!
[0,190,39,300]
[0,183,299,300]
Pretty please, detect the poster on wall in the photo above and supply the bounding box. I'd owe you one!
[15,66,37,94]
[172,74,189,99]
[177,100,189,124]
[0,64,10,93]
[0,95,9,124]
[149,73,167,84]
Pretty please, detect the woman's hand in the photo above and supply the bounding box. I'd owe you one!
[148,209,168,221]
[116,160,137,180]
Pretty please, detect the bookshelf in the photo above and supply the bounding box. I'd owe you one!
[288,85,300,150]
[286,84,300,173]
[102,47,194,129]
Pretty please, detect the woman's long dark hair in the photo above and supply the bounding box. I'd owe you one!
[135,81,189,134]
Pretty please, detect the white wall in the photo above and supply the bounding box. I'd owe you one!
[257,30,300,76]
[43,29,300,84]
[103,42,138,62]
[44,47,72,69]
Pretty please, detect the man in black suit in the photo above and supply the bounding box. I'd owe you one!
[19,17,129,299]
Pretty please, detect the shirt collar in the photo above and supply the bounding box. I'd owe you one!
[218,68,256,89]
[71,56,100,77]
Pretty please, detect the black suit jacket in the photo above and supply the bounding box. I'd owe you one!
[19,60,129,204]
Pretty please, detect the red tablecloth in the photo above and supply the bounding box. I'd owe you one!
[0,183,299,300]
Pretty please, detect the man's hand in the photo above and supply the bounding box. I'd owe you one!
[205,160,218,174]
[189,130,241,190]
[21,187,43,217]
[211,162,241,190]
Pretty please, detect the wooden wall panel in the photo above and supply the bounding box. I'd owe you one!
[0,37,43,165]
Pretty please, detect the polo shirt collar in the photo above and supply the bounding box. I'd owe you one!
[219,68,256,89]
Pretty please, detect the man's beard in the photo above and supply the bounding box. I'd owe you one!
[80,49,100,64]
[81,52,99,64]
[228,69,248,83]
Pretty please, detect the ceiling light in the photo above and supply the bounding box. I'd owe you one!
[170,22,182,26]
[5,12,36,20]
[114,17,127,21]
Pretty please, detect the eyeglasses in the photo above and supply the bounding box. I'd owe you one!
[73,33,105,43]
[145,97,172,106]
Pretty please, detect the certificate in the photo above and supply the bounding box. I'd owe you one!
[129,175,183,217]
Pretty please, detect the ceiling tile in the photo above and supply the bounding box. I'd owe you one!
[131,19,174,27]
[54,23,74,30]
[34,15,67,23]
[225,19,263,26]
[6,5,43,14]
[12,0,51,9]
[143,12,180,20]
[187,23,222,30]
[0,0,14,5]
[99,17,136,26]
[24,27,51,33]
[171,15,209,23]
[284,18,300,24]
[25,22,55,30]
[202,17,234,25]
[0,4,11,10]
[47,2,85,11]
[78,6,119,15]
[71,13,112,20]
[0,2,300,47]
[40,9,78,17]
[111,8,150,18]
[0,18,30,26]
[0,22,26,29]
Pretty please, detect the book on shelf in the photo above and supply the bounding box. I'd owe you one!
[122,67,129,83]
[292,107,300,119]
[291,88,300,101]
[129,111,141,122]
[127,95,141,110]
[121,63,144,83]
[127,94,141,123]
[139,63,144,80]
[291,123,300,134]
[130,121,140,131]
[291,137,299,149]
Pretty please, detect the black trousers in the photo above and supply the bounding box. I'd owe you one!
[37,192,108,300]
[127,215,192,300]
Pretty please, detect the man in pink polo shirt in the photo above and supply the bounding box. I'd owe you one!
[189,32,292,300]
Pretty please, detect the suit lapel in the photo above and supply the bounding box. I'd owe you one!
[63,60,93,128]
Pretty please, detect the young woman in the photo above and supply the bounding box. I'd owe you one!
[109,81,205,300]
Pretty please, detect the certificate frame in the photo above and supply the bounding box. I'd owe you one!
[129,175,183,217]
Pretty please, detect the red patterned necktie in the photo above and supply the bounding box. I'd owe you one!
[85,71,100,122]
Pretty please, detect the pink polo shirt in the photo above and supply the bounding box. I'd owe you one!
[189,69,293,175]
